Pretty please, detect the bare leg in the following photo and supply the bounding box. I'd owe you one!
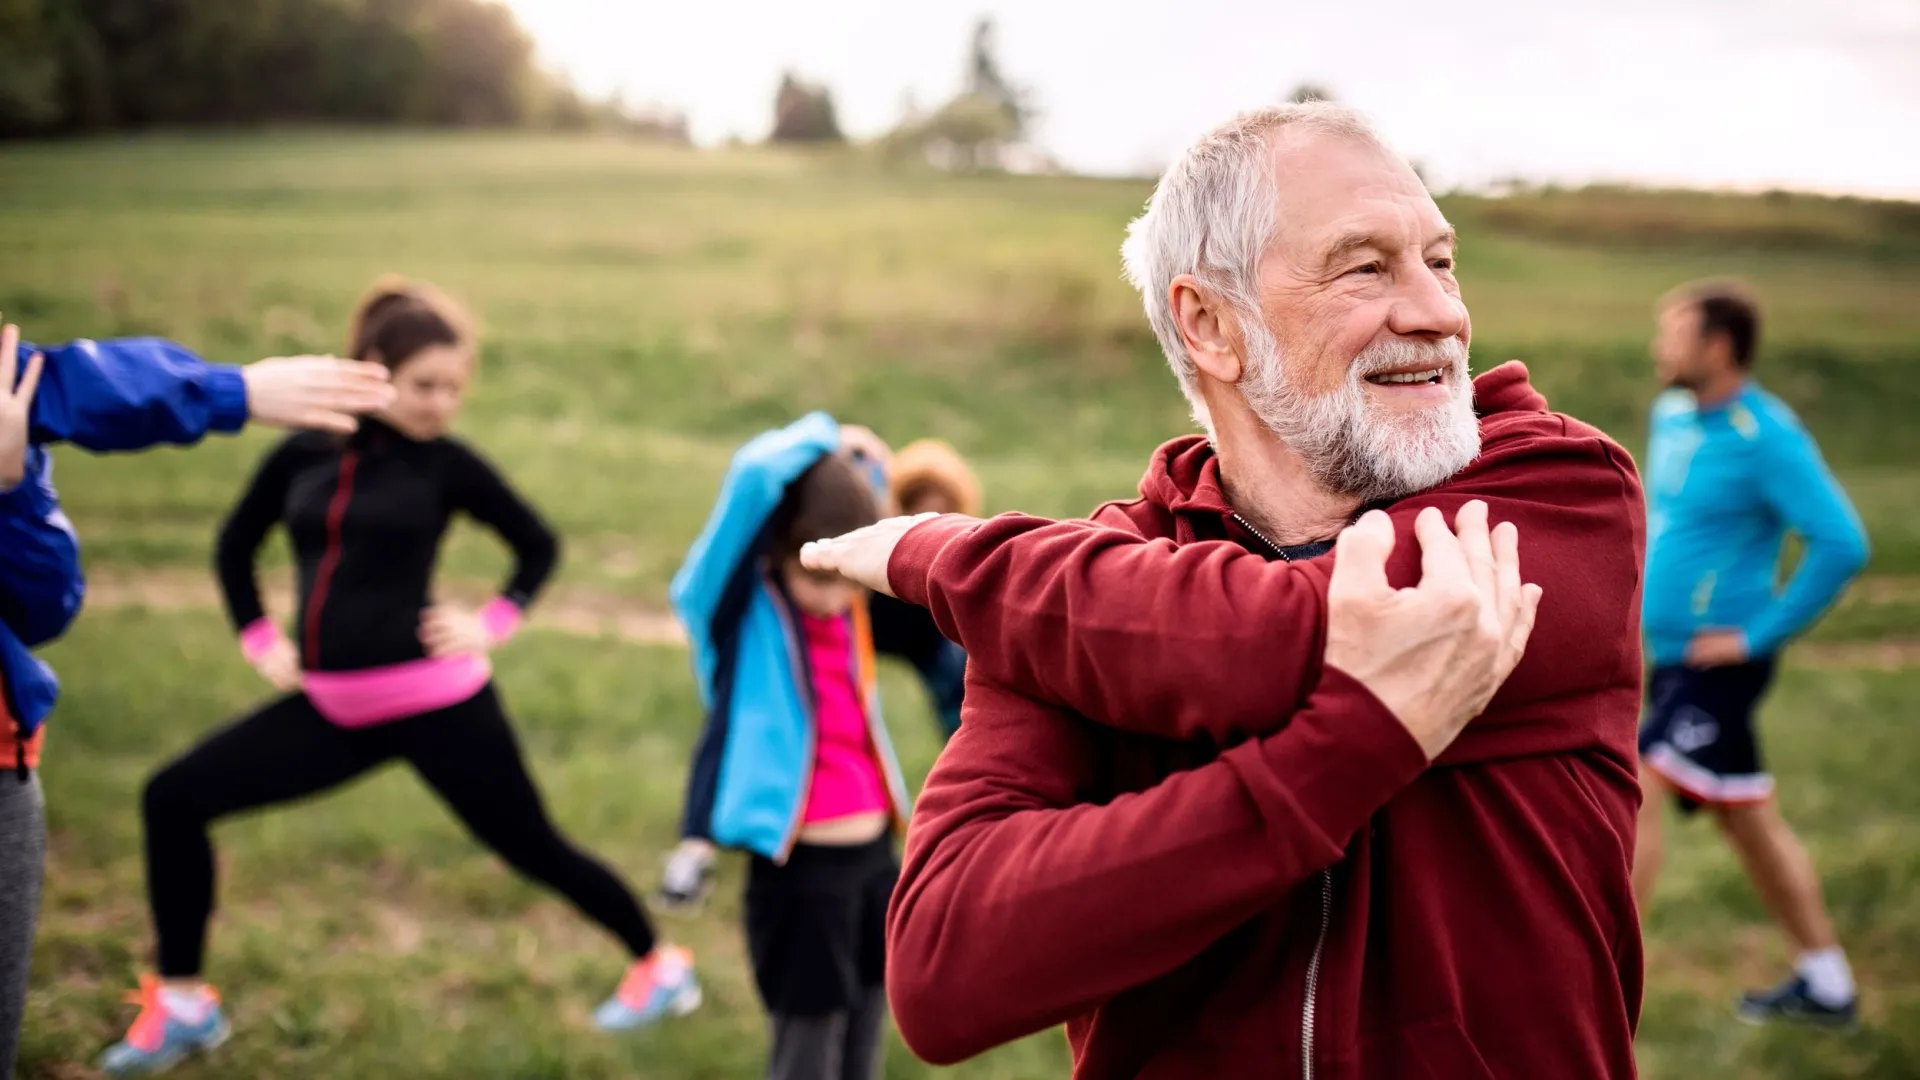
[1712,799,1838,952]
[1632,767,1668,913]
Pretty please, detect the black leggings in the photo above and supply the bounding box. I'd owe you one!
[141,683,656,977]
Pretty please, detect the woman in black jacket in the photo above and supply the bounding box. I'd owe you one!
[102,279,695,1076]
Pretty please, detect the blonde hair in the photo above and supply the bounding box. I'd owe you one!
[890,439,982,517]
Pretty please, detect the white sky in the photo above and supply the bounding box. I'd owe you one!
[502,0,1920,197]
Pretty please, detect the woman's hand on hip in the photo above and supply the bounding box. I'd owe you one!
[419,605,492,658]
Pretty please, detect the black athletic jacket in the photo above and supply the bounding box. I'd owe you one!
[215,418,558,671]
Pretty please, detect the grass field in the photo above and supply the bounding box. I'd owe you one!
[1,131,1917,1079]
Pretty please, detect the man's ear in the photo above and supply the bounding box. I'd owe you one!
[1170,274,1243,384]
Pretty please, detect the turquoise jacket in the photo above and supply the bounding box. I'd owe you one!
[1643,382,1868,665]
[670,412,910,862]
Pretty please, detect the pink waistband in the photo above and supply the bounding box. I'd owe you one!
[302,655,491,727]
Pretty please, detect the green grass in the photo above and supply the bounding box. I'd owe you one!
[1,131,1917,1078]
[24,611,1073,1079]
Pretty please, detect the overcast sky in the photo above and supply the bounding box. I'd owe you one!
[502,0,1920,197]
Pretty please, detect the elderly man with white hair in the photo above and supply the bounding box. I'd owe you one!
[803,103,1646,1078]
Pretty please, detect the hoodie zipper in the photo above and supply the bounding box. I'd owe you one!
[1233,511,1333,1080]
[1302,870,1333,1080]
[1231,513,1289,561]
[303,451,358,670]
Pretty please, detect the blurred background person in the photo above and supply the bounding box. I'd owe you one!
[100,281,694,1076]
[870,438,979,739]
[1634,280,1869,1028]
[663,413,908,1080]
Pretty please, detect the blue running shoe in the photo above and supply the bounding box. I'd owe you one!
[1737,974,1859,1029]
[99,976,231,1075]
[594,945,701,1031]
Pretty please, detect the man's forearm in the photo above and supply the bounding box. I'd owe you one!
[886,670,1425,1064]
[890,513,1330,746]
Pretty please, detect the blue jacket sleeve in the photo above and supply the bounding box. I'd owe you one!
[20,338,249,452]
[1741,414,1870,655]
[0,446,85,648]
[669,412,840,705]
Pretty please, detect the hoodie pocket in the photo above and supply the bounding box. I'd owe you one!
[1358,1014,1496,1080]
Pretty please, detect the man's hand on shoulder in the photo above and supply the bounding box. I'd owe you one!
[1325,501,1543,760]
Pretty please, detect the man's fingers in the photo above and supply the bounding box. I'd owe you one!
[1509,583,1544,658]
[14,353,44,403]
[1454,501,1495,598]
[1492,520,1521,616]
[1330,509,1395,597]
[303,365,396,413]
[302,408,360,435]
[1414,505,1469,587]
[798,540,837,573]
[325,361,398,405]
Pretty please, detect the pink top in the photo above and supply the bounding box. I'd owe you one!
[239,598,523,728]
[799,611,889,824]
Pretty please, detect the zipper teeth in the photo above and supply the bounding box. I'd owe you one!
[303,452,358,670]
[1231,513,1291,562]
[1302,869,1332,1080]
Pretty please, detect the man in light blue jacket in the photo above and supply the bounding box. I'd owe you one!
[0,320,391,1073]
[1632,282,1869,1028]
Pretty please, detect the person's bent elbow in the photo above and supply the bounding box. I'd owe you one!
[1839,526,1871,578]
[887,975,999,1064]
[886,895,1004,1065]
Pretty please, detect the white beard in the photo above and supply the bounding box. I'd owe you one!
[1239,324,1481,502]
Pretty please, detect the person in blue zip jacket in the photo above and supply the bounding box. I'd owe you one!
[1630,282,1870,1028]
[0,319,392,1074]
[656,413,913,1080]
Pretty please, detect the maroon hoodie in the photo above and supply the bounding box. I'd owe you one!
[884,362,1645,1079]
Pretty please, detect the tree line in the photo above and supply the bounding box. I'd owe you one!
[0,0,625,137]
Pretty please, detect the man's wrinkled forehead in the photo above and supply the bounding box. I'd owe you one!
[1264,131,1448,259]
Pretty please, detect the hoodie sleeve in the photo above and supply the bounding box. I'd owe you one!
[887,429,1644,748]
[22,338,249,452]
[887,667,1427,1064]
[0,447,85,648]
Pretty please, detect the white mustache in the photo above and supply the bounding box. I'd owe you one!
[1349,336,1469,379]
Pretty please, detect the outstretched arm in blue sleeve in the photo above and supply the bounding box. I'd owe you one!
[1741,422,1870,656]
[18,337,248,452]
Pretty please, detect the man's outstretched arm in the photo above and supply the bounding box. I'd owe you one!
[806,432,1636,748]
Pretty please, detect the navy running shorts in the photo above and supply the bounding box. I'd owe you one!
[1638,659,1778,814]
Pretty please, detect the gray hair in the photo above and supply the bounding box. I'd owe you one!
[1120,103,1386,434]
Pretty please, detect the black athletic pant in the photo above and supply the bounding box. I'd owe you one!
[141,683,656,977]
[746,837,898,1080]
